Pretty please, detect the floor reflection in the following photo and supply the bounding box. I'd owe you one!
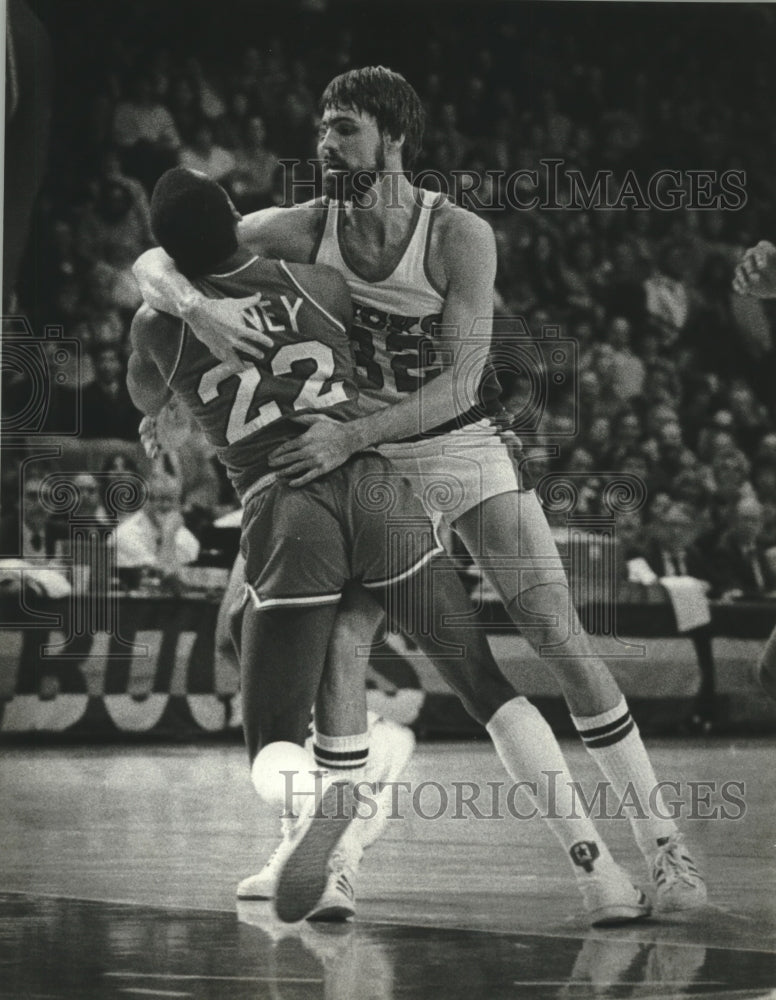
[5,892,768,1000]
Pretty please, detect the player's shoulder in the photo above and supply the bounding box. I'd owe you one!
[284,258,352,325]
[239,198,328,259]
[434,198,495,245]
[433,201,496,275]
[286,258,348,293]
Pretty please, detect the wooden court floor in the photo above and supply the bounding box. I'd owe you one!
[1,739,774,999]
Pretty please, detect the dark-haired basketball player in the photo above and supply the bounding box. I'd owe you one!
[134,69,706,921]
[127,166,447,923]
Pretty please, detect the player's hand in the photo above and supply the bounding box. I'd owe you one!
[156,396,194,451]
[268,416,363,487]
[733,240,776,298]
[139,416,162,459]
[182,292,274,365]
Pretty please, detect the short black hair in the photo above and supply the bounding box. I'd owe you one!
[150,168,238,277]
[320,66,425,169]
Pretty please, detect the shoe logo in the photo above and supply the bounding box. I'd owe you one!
[570,840,600,873]
[336,874,355,901]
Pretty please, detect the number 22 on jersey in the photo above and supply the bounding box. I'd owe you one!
[197,340,348,445]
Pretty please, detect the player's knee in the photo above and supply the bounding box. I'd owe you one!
[434,662,514,726]
[462,687,511,726]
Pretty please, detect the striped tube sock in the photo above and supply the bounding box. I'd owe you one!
[487,697,617,875]
[312,729,369,782]
[572,697,677,857]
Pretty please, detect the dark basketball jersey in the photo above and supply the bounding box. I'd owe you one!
[152,255,362,499]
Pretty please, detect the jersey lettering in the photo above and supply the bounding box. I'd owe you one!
[197,341,347,445]
[273,341,349,411]
[198,363,281,445]
[351,304,443,395]
[242,294,303,335]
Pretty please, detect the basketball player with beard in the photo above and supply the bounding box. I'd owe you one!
[134,68,705,922]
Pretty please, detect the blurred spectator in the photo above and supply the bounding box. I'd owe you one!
[184,56,225,121]
[561,236,607,311]
[607,316,646,401]
[112,72,181,190]
[115,470,200,592]
[756,433,776,465]
[603,409,643,469]
[180,121,236,183]
[216,90,252,150]
[646,419,698,493]
[635,500,713,584]
[80,346,142,440]
[727,380,770,453]
[229,116,280,211]
[587,344,623,412]
[604,241,648,321]
[671,468,715,537]
[70,473,109,522]
[100,452,141,521]
[712,497,776,600]
[75,176,153,310]
[72,262,126,363]
[275,91,317,160]
[705,446,758,529]
[527,231,567,307]
[681,372,724,449]
[458,76,493,137]
[644,242,691,339]
[0,471,61,559]
[426,102,468,173]
[583,416,612,464]
[167,74,203,145]
[642,402,681,453]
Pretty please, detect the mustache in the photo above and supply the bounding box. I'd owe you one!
[322,158,348,170]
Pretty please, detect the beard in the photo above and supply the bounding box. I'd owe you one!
[322,140,386,202]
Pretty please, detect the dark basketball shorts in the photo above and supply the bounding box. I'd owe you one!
[239,453,443,611]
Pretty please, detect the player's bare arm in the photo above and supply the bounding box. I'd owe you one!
[127,305,175,418]
[269,208,497,487]
[733,240,776,298]
[132,202,325,364]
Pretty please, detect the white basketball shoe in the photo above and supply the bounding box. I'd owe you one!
[237,715,415,912]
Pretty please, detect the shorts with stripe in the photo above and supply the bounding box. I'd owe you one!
[240,453,442,610]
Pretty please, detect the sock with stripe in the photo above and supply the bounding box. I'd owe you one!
[571,697,677,858]
[487,697,618,876]
[312,728,369,782]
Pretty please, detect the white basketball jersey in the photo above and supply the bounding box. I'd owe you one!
[314,188,446,409]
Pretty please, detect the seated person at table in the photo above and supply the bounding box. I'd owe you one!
[712,496,776,601]
[115,469,199,591]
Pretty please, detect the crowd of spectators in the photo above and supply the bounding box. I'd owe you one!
[7,1,776,598]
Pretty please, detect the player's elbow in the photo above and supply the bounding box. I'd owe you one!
[133,246,159,280]
[132,246,173,291]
